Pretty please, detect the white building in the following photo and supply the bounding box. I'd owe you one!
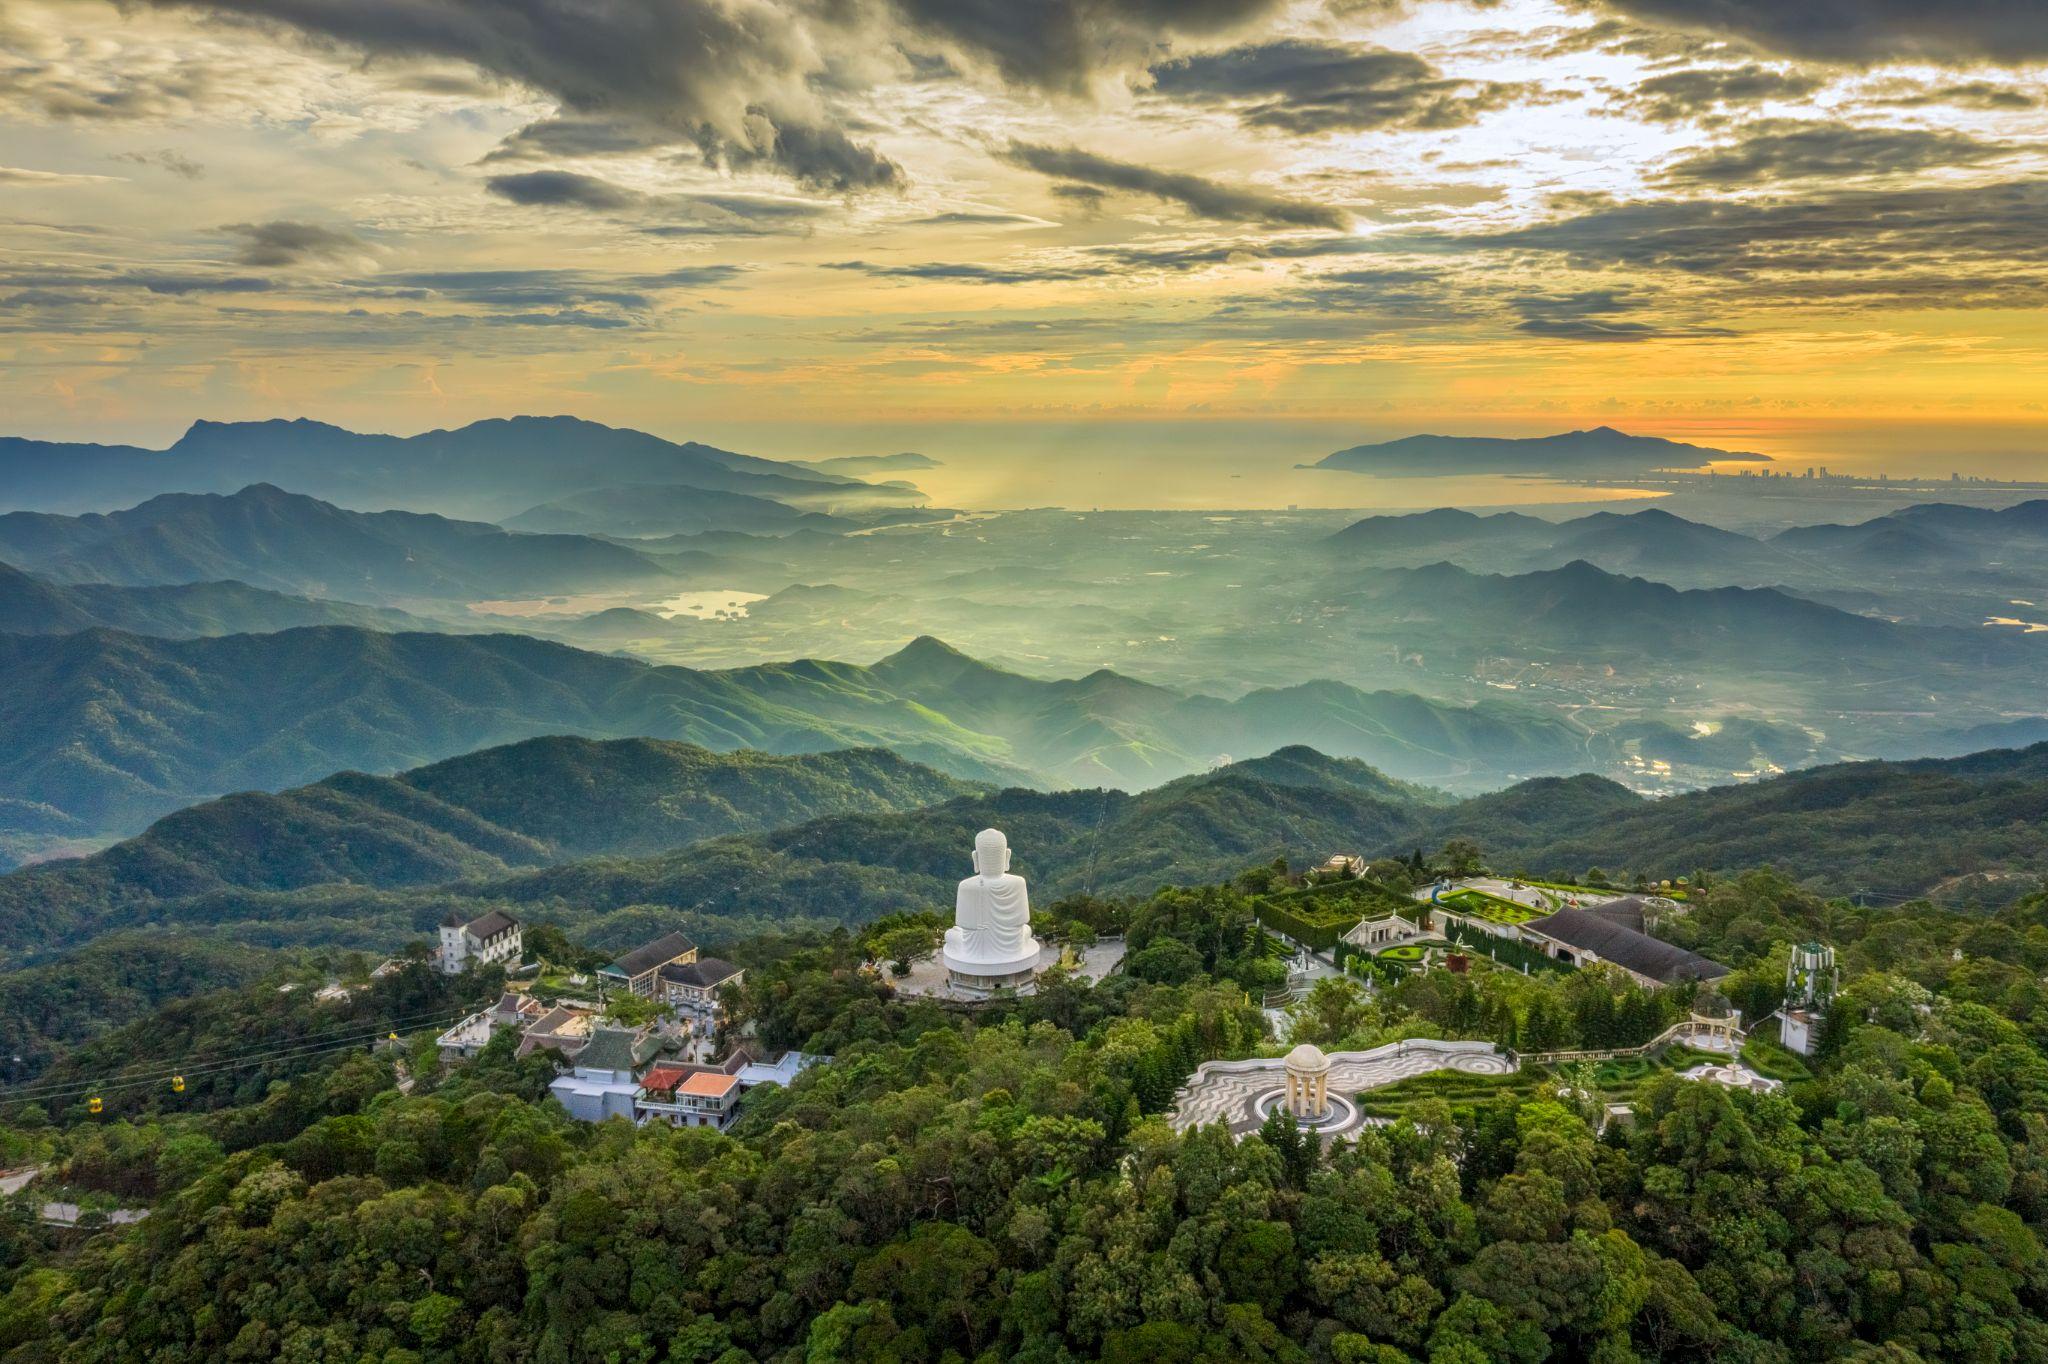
[437,910,522,976]
[1341,913,1437,952]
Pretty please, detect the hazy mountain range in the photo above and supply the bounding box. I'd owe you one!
[0,739,978,957]
[1327,500,2048,629]
[503,483,907,538]
[0,624,1840,863]
[1313,426,1772,477]
[0,483,678,603]
[0,415,921,520]
[0,561,436,637]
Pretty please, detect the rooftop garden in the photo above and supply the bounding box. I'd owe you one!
[1352,1041,1805,1121]
[1437,887,1545,926]
[1253,876,1415,950]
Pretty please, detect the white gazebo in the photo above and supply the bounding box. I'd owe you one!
[1283,1043,1333,1121]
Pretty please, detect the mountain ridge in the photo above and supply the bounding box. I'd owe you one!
[1313,426,1773,477]
[0,414,912,520]
[0,483,679,602]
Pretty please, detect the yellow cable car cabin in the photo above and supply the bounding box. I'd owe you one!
[171,1075,185,1093]
[87,1096,103,1115]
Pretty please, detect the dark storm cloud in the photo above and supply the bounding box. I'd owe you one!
[1509,289,1736,341]
[999,142,1346,229]
[1590,0,2048,63]
[640,265,747,287]
[1617,65,1825,121]
[711,120,902,193]
[482,172,830,234]
[140,0,903,192]
[825,259,1113,284]
[371,268,652,310]
[890,0,1283,95]
[1148,40,1534,134]
[110,148,207,180]
[1875,81,2040,111]
[479,118,659,162]
[1106,234,1374,271]
[116,271,277,294]
[343,264,741,326]
[914,211,1055,225]
[220,220,366,266]
[485,169,643,211]
[1656,121,2020,186]
[1397,179,2048,301]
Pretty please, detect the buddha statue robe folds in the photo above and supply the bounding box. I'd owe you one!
[942,827,1042,990]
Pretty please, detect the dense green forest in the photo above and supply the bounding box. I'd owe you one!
[7,736,2048,984]
[5,868,2048,1361]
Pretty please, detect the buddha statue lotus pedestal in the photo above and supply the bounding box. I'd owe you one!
[942,828,1043,995]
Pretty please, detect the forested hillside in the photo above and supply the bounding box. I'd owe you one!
[8,736,2048,969]
[0,625,1652,851]
[0,627,1035,841]
[1416,742,2048,901]
[6,870,2048,1361]
[0,740,979,961]
[0,483,678,600]
[0,561,436,638]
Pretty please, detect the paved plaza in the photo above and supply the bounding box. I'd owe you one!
[1171,1040,1516,1140]
[891,937,1127,1002]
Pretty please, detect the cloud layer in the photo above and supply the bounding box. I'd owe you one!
[3,0,2045,448]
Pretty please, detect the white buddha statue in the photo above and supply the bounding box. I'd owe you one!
[942,827,1042,991]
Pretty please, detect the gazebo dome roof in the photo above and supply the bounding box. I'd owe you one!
[1284,1043,1331,1073]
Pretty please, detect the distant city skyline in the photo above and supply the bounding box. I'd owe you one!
[4,0,2046,489]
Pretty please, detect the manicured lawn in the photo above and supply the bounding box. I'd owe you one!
[1519,878,1690,902]
[1739,1035,1814,1084]
[1354,1038,1799,1123]
[1440,889,1543,925]
[1354,1068,1540,1119]
[1377,944,1427,961]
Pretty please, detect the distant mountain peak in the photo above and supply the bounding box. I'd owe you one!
[887,634,973,665]
[1313,426,1770,478]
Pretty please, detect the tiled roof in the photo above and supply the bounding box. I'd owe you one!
[465,910,518,942]
[576,1026,673,1072]
[639,1062,692,1093]
[658,956,743,989]
[602,931,697,979]
[1527,909,1727,984]
[678,1071,739,1098]
[569,1026,642,1071]
[524,1005,593,1037]
[1583,896,1649,934]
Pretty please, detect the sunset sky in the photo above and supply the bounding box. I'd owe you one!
[5,0,2047,490]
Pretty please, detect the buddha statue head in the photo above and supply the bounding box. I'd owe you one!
[972,827,1011,878]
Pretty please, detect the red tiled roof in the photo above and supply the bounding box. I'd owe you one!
[639,1063,692,1093]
